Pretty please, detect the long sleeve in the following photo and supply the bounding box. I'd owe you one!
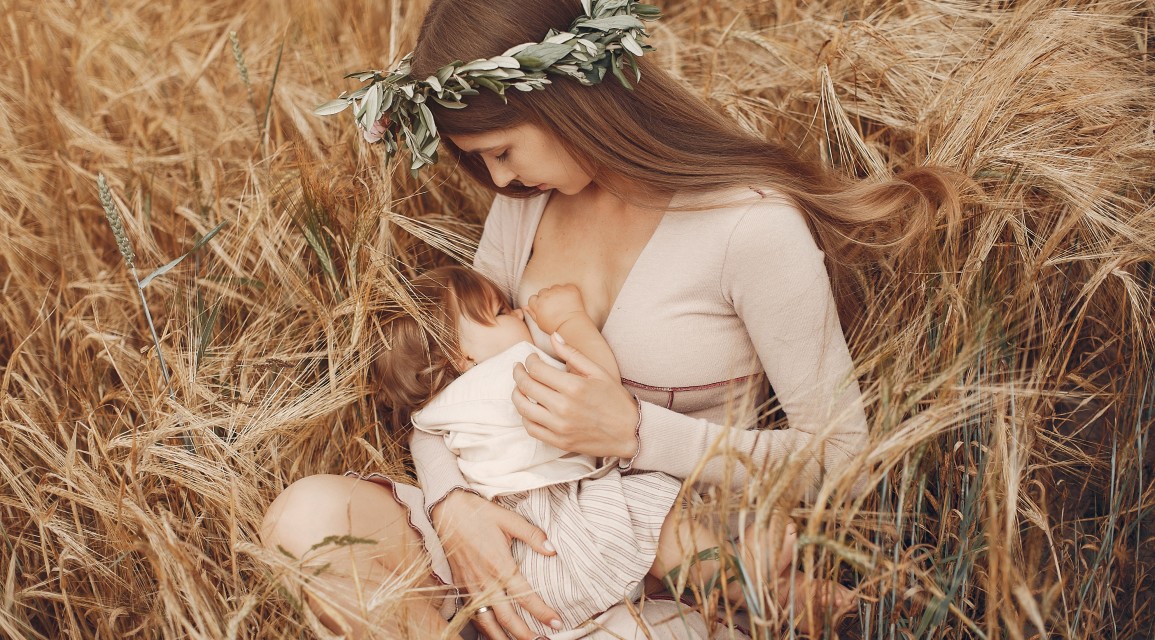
[629,198,867,498]
[410,429,479,518]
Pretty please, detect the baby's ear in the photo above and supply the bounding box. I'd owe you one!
[451,353,475,373]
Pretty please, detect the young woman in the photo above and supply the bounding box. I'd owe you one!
[262,0,960,638]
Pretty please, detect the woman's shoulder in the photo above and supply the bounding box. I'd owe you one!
[673,185,800,218]
[478,192,549,249]
[671,186,812,241]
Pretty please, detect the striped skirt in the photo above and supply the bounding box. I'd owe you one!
[496,470,682,635]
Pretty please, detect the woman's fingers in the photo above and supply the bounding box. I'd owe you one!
[433,494,557,638]
[503,572,564,634]
[471,606,511,640]
[493,599,542,640]
[494,506,563,630]
[499,503,557,558]
[513,358,567,407]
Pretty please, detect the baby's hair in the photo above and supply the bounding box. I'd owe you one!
[374,266,509,418]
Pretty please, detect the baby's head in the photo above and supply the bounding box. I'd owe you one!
[375,266,531,413]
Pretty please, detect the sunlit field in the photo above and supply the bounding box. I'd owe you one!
[0,0,1151,638]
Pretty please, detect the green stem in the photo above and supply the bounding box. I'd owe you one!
[132,267,195,453]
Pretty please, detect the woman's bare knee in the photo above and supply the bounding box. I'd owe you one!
[261,474,412,561]
[260,475,448,638]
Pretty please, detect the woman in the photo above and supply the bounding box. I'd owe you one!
[262,0,959,638]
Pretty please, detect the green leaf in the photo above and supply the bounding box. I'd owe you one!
[502,42,534,57]
[634,4,661,18]
[610,55,633,89]
[490,56,521,69]
[418,102,437,137]
[472,75,504,94]
[456,59,501,73]
[139,220,229,289]
[545,32,577,44]
[314,99,350,116]
[513,42,576,70]
[356,83,381,129]
[431,96,467,109]
[435,65,454,85]
[580,15,644,31]
[630,53,642,81]
[621,33,644,56]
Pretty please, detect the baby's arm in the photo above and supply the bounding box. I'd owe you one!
[525,284,621,381]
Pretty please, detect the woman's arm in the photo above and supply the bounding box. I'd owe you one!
[409,429,477,517]
[410,194,519,511]
[410,195,562,640]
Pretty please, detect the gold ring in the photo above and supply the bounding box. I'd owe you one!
[476,605,492,615]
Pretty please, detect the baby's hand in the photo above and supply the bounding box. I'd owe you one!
[526,284,585,334]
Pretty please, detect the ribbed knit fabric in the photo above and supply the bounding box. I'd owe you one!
[413,186,868,515]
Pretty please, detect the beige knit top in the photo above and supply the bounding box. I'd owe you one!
[410,186,867,511]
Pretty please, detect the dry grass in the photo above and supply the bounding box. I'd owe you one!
[1,0,1152,638]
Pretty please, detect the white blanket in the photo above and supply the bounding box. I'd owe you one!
[412,342,611,499]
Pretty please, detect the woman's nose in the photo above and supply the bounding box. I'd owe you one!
[483,157,516,188]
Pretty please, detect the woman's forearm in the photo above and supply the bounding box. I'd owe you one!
[628,399,867,499]
[409,429,477,518]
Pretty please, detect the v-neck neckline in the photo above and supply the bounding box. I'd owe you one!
[513,191,681,334]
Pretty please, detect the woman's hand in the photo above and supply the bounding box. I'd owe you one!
[431,490,562,639]
[512,332,639,460]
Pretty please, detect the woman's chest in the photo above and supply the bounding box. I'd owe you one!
[516,212,766,414]
[518,202,663,329]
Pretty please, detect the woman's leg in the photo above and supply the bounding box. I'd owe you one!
[260,474,451,639]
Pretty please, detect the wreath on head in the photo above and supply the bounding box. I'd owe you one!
[315,0,661,176]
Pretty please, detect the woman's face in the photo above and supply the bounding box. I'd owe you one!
[448,123,594,195]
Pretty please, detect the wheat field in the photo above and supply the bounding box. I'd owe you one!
[0,0,1152,638]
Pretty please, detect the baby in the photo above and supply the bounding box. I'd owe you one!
[376,265,853,635]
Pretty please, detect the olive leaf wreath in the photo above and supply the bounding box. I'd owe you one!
[315,0,660,176]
